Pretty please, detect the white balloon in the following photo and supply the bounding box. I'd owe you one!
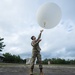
[36,2,62,29]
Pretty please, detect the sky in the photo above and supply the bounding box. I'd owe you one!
[0,0,75,59]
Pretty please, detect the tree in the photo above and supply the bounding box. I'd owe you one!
[3,53,23,63]
[42,58,48,64]
[3,53,13,63]
[0,37,6,52]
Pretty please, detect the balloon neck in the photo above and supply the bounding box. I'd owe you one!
[44,22,46,27]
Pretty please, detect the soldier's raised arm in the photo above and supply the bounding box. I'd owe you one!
[36,30,43,41]
[31,40,41,47]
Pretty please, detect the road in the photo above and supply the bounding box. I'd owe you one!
[0,63,75,75]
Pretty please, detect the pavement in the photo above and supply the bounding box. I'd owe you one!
[0,63,75,75]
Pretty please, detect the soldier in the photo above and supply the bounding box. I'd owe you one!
[30,30,44,75]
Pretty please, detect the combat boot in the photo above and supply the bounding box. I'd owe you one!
[30,68,33,75]
[40,68,44,75]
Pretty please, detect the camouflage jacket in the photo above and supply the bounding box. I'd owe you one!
[31,33,41,51]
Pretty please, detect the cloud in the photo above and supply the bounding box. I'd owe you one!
[40,19,75,59]
[0,0,75,60]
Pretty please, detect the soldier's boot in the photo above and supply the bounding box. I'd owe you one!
[30,68,33,75]
[40,68,44,75]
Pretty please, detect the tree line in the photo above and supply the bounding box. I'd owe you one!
[42,58,75,64]
[2,53,75,64]
[0,37,75,64]
[3,53,26,63]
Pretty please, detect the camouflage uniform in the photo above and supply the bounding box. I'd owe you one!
[30,33,43,69]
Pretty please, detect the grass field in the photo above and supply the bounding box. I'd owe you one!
[0,63,75,75]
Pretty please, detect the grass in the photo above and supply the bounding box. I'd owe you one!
[34,73,39,75]
[0,63,75,67]
[0,63,26,67]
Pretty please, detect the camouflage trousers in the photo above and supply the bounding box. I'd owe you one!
[30,50,43,69]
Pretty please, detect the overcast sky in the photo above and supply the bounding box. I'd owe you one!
[0,0,75,59]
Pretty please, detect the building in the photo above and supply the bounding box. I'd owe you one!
[26,58,31,64]
[0,53,4,62]
[48,61,50,65]
[26,58,36,65]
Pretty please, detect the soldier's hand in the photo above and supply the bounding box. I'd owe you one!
[40,30,43,33]
[38,39,42,42]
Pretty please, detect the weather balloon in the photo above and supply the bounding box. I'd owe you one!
[36,2,62,29]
